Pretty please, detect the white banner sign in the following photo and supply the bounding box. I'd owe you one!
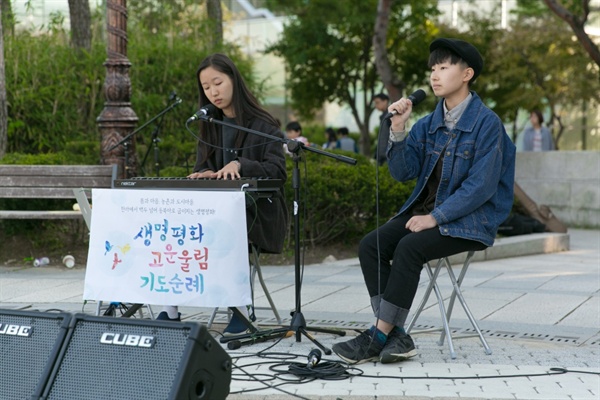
[83,188,252,308]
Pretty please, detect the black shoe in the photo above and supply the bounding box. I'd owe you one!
[156,311,181,322]
[332,329,384,364]
[223,308,256,337]
[379,329,417,363]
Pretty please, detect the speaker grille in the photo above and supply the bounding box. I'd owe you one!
[0,310,68,400]
[45,318,194,400]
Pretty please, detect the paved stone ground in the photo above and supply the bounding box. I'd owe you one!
[1,229,598,399]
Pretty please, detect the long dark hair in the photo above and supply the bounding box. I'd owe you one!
[195,53,278,160]
[531,109,544,125]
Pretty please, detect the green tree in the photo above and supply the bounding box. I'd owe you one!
[494,14,600,147]
[68,0,91,52]
[0,4,6,158]
[542,0,600,68]
[266,0,438,157]
[206,0,223,49]
[373,0,402,101]
[453,5,600,147]
[0,0,14,37]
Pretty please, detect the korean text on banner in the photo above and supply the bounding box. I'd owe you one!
[83,188,252,308]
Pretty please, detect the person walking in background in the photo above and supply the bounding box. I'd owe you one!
[284,121,309,155]
[322,127,338,150]
[158,53,288,337]
[336,127,358,153]
[372,93,391,165]
[332,38,516,364]
[521,109,554,151]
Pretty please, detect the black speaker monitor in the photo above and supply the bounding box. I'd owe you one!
[39,314,231,400]
[0,309,71,400]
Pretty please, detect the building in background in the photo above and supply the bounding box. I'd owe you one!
[12,0,74,30]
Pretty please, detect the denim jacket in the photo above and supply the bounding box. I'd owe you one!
[387,92,516,247]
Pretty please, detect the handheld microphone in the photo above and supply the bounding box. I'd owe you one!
[307,348,322,368]
[383,89,427,120]
[186,104,217,123]
[227,340,242,350]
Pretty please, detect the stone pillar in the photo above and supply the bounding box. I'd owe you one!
[98,0,138,178]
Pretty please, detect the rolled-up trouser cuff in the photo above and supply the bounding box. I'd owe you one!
[370,295,382,316]
[378,299,410,328]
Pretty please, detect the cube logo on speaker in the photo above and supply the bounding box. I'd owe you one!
[99,332,156,348]
[0,323,33,337]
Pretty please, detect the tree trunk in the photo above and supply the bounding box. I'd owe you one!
[0,6,6,158]
[68,0,92,52]
[551,111,564,151]
[513,182,567,233]
[1,0,14,37]
[543,0,600,68]
[373,0,405,101]
[206,0,223,49]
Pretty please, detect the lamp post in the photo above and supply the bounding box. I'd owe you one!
[98,0,138,178]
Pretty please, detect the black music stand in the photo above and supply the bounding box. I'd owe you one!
[191,115,356,354]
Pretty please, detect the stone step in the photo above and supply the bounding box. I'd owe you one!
[445,232,570,265]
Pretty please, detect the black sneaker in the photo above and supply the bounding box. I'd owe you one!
[332,329,384,364]
[379,329,417,363]
[223,307,256,337]
[156,311,181,322]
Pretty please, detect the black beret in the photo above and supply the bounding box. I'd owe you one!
[429,38,483,80]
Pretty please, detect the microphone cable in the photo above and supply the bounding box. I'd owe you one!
[285,359,360,380]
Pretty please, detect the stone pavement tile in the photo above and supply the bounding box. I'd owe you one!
[301,287,371,314]
[477,270,559,291]
[537,271,600,294]
[287,266,347,283]
[402,381,461,398]
[510,374,598,399]
[319,270,367,285]
[558,295,600,329]
[3,280,84,303]
[484,292,592,325]
[530,378,596,400]
[253,280,293,295]
[407,287,525,326]
[466,379,513,397]
[258,291,296,315]
[0,278,76,300]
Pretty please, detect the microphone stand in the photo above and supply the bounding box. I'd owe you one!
[140,116,164,177]
[108,96,182,178]
[196,115,356,355]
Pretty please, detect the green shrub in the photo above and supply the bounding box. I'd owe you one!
[284,151,415,248]
[0,152,94,165]
[3,18,261,174]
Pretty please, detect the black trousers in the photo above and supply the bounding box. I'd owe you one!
[359,214,487,312]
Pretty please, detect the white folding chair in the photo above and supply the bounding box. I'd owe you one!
[407,250,492,359]
[207,244,282,328]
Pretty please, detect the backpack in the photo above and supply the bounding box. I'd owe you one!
[498,213,546,236]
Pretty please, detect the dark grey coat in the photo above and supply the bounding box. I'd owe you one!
[193,117,288,254]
